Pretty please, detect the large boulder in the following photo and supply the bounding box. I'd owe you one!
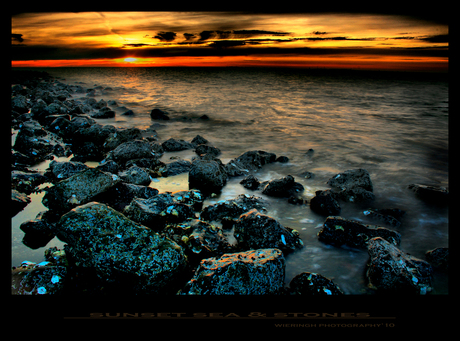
[326,168,375,202]
[42,168,121,212]
[11,263,67,295]
[261,175,305,201]
[317,216,401,249]
[289,272,344,295]
[189,159,228,194]
[180,248,285,295]
[234,209,304,253]
[225,150,277,177]
[366,237,433,294]
[55,202,188,294]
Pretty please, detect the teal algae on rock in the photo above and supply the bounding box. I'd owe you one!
[180,248,285,295]
[55,202,187,294]
[366,237,433,294]
[42,168,121,212]
[234,209,304,253]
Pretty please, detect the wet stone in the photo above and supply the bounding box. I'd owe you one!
[425,247,448,272]
[326,168,375,202]
[318,216,401,249]
[408,184,449,205]
[310,189,341,216]
[289,272,344,295]
[56,202,187,294]
[180,248,285,295]
[42,168,121,212]
[367,237,433,294]
[200,194,267,223]
[225,150,277,177]
[234,209,304,254]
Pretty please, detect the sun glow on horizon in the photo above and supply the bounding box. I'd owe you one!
[124,57,137,63]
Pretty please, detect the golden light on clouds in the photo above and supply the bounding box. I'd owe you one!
[11,11,448,71]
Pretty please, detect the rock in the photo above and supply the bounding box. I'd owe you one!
[225,150,277,177]
[276,156,289,163]
[71,142,105,162]
[171,189,205,211]
[262,175,304,198]
[150,108,170,120]
[408,184,448,204]
[42,168,121,212]
[240,174,260,190]
[13,120,69,162]
[20,210,56,235]
[93,182,159,211]
[200,194,268,223]
[72,123,117,147]
[366,237,433,294]
[425,247,448,271]
[45,160,88,182]
[191,135,208,146]
[189,159,228,194]
[310,190,341,216]
[109,140,163,164]
[318,216,401,249]
[125,158,166,177]
[90,108,115,119]
[234,209,303,253]
[123,193,197,230]
[327,168,375,202]
[362,208,406,228]
[118,166,151,186]
[11,170,48,194]
[194,144,221,158]
[164,160,192,176]
[122,109,135,116]
[96,160,120,174]
[55,202,187,294]
[166,219,235,261]
[162,138,194,151]
[289,272,344,295]
[11,263,68,295]
[199,114,210,120]
[19,210,58,249]
[180,248,285,295]
[12,189,31,217]
[11,94,29,113]
[103,128,142,151]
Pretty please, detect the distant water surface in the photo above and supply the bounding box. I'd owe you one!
[12,67,448,294]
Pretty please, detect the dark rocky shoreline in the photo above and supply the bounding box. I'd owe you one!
[11,70,448,295]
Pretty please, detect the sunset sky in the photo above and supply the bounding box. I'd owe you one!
[11,10,448,71]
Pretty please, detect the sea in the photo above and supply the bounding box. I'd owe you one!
[11,67,449,294]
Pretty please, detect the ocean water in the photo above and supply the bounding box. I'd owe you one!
[12,67,449,294]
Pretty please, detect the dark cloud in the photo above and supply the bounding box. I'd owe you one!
[12,33,24,43]
[420,34,448,43]
[209,40,246,48]
[122,43,152,48]
[296,36,376,41]
[154,31,177,41]
[183,33,196,40]
[312,31,328,35]
[232,30,290,37]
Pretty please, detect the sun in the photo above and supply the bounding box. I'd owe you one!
[124,57,137,63]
